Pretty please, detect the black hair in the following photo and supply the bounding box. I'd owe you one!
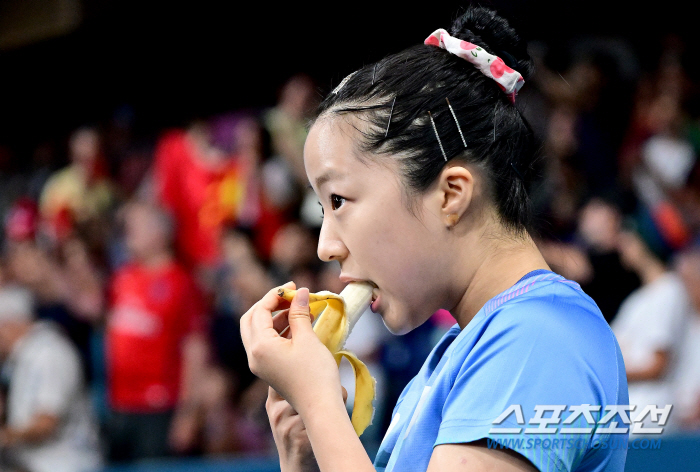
[315,6,536,232]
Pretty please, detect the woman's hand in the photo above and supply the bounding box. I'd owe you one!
[240,282,344,419]
[267,386,317,472]
[266,386,349,472]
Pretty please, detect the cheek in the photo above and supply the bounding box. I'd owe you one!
[354,211,445,322]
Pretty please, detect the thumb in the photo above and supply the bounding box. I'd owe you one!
[288,287,313,338]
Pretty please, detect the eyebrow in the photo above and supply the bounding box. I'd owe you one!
[314,169,342,191]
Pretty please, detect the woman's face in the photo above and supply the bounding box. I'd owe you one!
[304,116,452,334]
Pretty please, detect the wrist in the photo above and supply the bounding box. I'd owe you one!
[295,389,346,422]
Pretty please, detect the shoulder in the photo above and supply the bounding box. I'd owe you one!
[481,276,613,350]
[40,167,77,200]
[21,323,80,367]
[447,275,624,400]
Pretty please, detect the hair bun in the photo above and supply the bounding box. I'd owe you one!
[450,6,533,80]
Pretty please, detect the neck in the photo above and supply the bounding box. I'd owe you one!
[139,250,173,269]
[451,229,550,329]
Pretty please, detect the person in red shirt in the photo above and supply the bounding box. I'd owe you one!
[105,201,209,462]
[154,122,248,270]
[153,119,289,272]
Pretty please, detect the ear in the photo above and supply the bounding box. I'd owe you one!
[437,165,474,225]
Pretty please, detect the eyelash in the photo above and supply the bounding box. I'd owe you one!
[318,194,346,218]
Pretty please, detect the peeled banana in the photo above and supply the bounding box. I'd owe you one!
[277,282,376,436]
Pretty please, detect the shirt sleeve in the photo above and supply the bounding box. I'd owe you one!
[31,338,82,418]
[436,292,622,472]
[641,276,688,351]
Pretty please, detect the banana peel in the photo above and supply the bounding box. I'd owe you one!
[278,283,376,436]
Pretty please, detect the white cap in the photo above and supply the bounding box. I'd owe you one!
[0,286,35,324]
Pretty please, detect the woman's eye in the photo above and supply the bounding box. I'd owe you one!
[330,194,346,210]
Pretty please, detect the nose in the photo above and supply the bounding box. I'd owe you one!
[317,218,349,262]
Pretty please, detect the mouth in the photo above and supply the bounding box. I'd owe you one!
[370,283,380,312]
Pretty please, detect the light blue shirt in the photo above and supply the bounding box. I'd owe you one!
[374,271,628,472]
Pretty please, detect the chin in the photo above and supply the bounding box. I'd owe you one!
[379,308,415,336]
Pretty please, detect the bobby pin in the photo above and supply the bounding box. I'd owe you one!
[428,111,448,162]
[385,96,396,137]
[372,64,378,85]
[446,98,467,148]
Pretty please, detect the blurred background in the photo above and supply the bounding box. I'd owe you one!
[1,0,700,471]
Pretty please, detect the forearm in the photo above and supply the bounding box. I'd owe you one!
[3,413,59,445]
[626,351,668,382]
[301,397,375,472]
[179,333,209,407]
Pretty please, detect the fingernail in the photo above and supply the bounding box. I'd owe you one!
[296,288,309,307]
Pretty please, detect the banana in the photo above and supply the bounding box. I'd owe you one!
[277,282,376,436]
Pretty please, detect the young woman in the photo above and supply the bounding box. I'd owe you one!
[240,6,628,472]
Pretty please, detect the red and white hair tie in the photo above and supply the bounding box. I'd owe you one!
[424,28,525,103]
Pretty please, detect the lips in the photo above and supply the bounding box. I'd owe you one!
[370,293,380,313]
[338,274,379,311]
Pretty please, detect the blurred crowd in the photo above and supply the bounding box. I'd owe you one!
[0,34,698,471]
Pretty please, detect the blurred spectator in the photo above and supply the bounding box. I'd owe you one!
[104,201,209,461]
[620,38,696,255]
[264,74,316,188]
[611,231,690,432]
[4,235,94,379]
[540,197,640,323]
[154,116,288,277]
[153,121,240,271]
[0,286,102,472]
[215,226,272,319]
[268,222,319,287]
[39,127,114,244]
[670,247,700,431]
[206,226,274,453]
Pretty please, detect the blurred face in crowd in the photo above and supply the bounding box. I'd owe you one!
[124,204,172,261]
[304,116,456,335]
[234,118,263,159]
[280,75,315,119]
[69,127,100,167]
[6,241,48,286]
[578,199,622,252]
[270,223,316,272]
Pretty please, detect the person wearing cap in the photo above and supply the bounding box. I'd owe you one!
[0,286,102,472]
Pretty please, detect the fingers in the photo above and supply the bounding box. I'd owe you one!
[268,386,283,403]
[249,282,297,335]
[273,309,315,339]
[272,309,290,335]
[287,287,314,340]
[341,386,348,404]
[266,387,300,427]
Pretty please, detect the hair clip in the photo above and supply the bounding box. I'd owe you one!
[428,111,448,162]
[445,98,467,148]
[332,70,358,95]
[385,96,396,138]
[372,64,378,85]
